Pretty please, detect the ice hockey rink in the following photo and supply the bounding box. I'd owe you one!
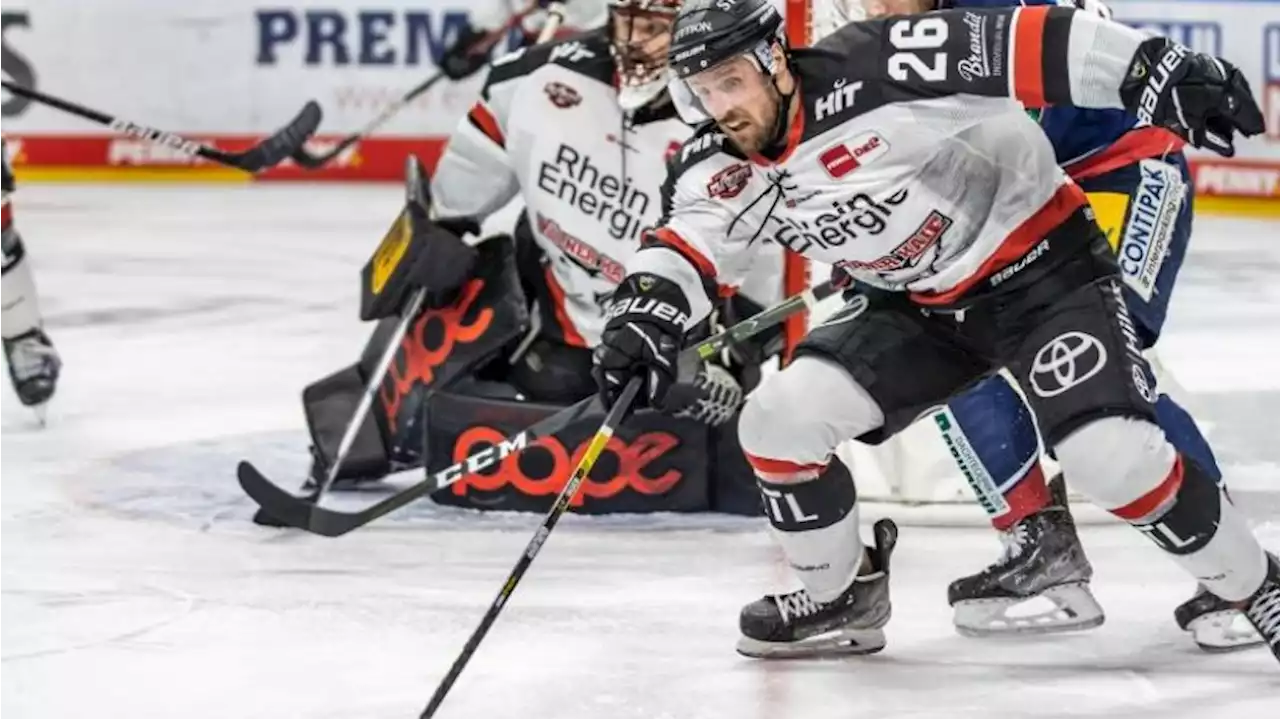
[3,184,1278,719]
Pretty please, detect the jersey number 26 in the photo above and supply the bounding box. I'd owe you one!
[887,17,949,83]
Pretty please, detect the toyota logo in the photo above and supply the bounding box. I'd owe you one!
[1029,331,1107,398]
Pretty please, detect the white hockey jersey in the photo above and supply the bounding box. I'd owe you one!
[631,6,1148,325]
[432,28,798,347]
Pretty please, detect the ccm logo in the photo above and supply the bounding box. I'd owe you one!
[819,132,889,179]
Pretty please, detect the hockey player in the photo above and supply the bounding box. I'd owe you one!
[856,1,1259,652]
[2,139,61,419]
[269,0,798,525]
[593,0,1280,660]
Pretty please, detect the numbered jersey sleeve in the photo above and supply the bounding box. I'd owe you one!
[628,128,769,330]
[832,5,1145,110]
[431,43,548,221]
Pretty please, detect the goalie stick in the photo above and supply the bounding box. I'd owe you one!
[419,375,643,719]
[289,1,566,169]
[237,279,839,537]
[1,80,321,173]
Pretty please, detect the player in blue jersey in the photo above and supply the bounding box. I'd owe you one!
[859,0,1263,652]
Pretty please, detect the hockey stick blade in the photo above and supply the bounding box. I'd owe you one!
[238,280,838,536]
[233,100,323,172]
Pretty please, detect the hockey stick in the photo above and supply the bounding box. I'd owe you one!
[419,375,644,719]
[1,80,321,173]
[289,1,555,169]
[237,279,839,537]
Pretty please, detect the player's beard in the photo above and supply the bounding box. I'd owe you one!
[717,84,784,156]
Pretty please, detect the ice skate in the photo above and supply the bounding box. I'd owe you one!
[1174,583,1264,653]
[1239,553,1280,663]
[3,328,61,421]
[737,518,897,659]
[948,476,1104,637]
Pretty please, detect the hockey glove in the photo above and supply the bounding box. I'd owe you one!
[662,362,744,427]
[439,20,495,81]
[1121,38,1265,158]
[593,273,690,411]
[358,210,480,321]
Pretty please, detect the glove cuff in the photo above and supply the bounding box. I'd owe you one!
[604,273,693,334]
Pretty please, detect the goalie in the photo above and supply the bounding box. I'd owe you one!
[2,139,62,419]
[858,0,1261,653]
[254,0,800,525]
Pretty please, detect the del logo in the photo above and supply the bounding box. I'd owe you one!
[379,279,493,431]
[544,81,582,108]
[449,426,683,506]
[819,132,889,179]
[707,162,751,199]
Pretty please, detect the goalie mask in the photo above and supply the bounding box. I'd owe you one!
[609,0,683,111]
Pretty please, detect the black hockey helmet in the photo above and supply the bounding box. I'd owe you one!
[667,0,784,80]
[666,0,787,124]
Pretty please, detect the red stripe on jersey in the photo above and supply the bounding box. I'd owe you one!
[1112,454,1184,521]
[1013,6,1050,108]
[467,102,505,148]
[744,451,827,479]
[910,182,1086,307]
[782,252,809,365]
[648,227,718,279]
[543,266,588,347]
[1064,126,1187,182]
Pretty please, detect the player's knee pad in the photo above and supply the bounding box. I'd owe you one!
[756,455,863,601]
[1154,393,1223,485]
[942,374,1048,526]
[1,230,43,338]
[1053,415,1176,511]
[739,355,884,480]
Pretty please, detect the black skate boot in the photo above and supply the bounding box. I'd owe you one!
[948,475,1104,637]
[1240,553,1280,663]
[1174,583,1263,653]
[737,518,897,659]
[3,328,61,416]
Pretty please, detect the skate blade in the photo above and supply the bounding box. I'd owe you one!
[736,627,886,659]
[953,582,1105,638]
[1187,610,1264,653]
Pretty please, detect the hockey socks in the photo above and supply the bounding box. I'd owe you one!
[1115,455,1268,604]
[755,456,863,602]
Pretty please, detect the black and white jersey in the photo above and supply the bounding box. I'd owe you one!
[432,28,795,347]
[632,6,1147,325]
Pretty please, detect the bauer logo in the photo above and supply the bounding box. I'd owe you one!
[255,10,519,67]
[819,131,888,179]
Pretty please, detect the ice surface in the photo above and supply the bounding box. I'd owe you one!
[3,185,1278,719]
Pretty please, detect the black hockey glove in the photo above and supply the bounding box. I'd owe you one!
[1121,38,1265,158]
[593,273,690,411]
[439,20,495,81]
[662,362,744,427]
